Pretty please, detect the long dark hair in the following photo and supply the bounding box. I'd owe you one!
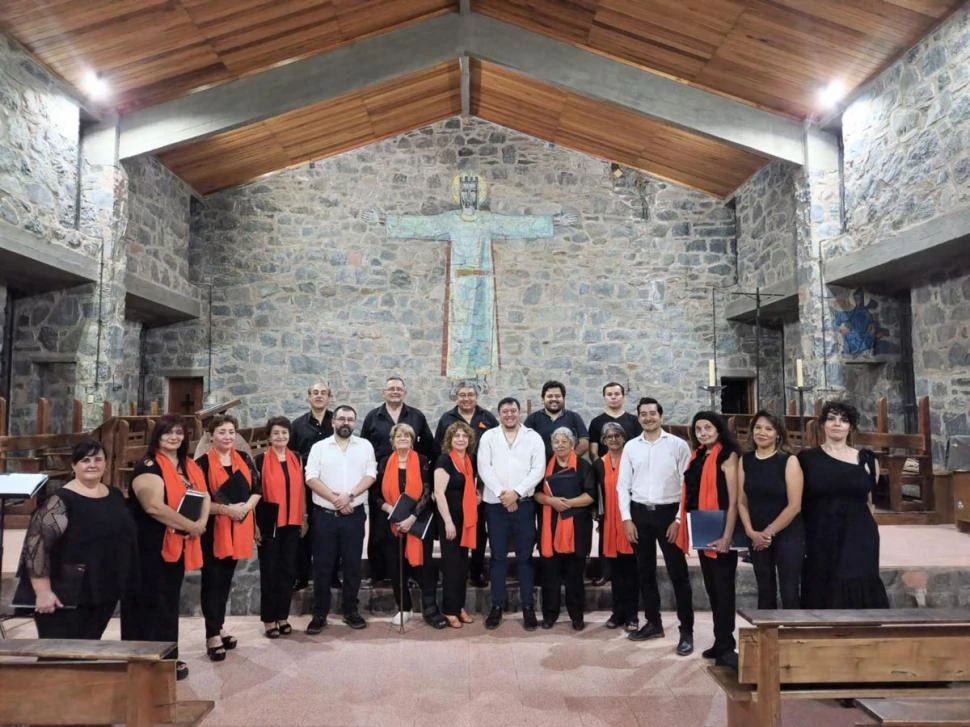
[690,410,741,459]
[148,414,189,462]
[748,410,788,453]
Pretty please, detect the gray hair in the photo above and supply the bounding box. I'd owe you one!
[600,422,627,444]
[550,426,577,446]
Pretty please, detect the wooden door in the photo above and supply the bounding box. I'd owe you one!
[167,378,203,416]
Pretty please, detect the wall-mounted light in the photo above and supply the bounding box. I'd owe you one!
[81,70,110,102]
[817,80,846,109]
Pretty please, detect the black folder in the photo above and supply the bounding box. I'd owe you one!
[546,469,583,520]
[173,489,205,535]
[687,510,750,551]
[408,508,434,540]
[389,493,417,523]
[213,470,251,505]
[11,563,87,612]
[255,500,279,540]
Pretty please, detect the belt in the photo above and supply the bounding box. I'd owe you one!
[631,501,678,511]
[314,504,363,517]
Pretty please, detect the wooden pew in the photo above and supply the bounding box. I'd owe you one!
[707,608,970,727]
[856,698,970,725]
[0,638,213,726]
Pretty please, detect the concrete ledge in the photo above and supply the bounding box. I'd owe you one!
[124,273,201,327]
[826,208,970,293]
[724,277,798,324]
[0,221,98,296]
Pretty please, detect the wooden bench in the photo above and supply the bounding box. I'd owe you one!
[0,638,214,726]
[706,608,970,727]
[855,698,970,725]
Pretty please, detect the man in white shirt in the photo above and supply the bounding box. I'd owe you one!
[304,405,377,633]
[477,396,545,631]
[617,397,694,655]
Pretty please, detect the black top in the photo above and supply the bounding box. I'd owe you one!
[128,457,189,566]
[21,486,136,606]
[742,451,799,531]
[361,403,436,463]
[289,409,333,463]
[433,453,472,524]
[374,453,432,516]
[684,446,730,511]
[591,455,622,518]
[433,405,499,454]
[195,450,262,502]
[539,458,596,556]
[523,409,589,460]
[588,411,640,449]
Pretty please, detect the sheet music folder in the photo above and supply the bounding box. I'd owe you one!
[687,510,750,551]
[0,473,49,499]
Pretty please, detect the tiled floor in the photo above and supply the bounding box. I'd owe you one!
[3,611,872,727]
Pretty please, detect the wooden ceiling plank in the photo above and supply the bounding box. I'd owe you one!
[597,0,745,49]
[332,0,457,39]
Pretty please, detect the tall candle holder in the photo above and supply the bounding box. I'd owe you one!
[700,384,725,412]
[786,384,815,446]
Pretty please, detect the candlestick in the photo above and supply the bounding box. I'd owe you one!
[708,359,716,387]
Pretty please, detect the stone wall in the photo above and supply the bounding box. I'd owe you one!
[734,160,798,289]
[123,156,196,297]
[840,2,970,254]
[146,118,748,429]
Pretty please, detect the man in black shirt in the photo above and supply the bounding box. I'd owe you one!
[288,381,335,590]
[360,376,436,584]
[523,380,589,461]
[434,380,499,587]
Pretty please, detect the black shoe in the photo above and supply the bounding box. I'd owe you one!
[715,650,738,670]
[676,633,694,656]
[628,622,665,641]
[343,612,367,630]
[292,579,310,592]
[306,616,327,634]
[484,606,503,630]
[175,660,189,681]
[591,576,610,587]
[522,607,538,631]
[469,573,488,588]
[541,617,556,630]
[604,614,622,629]
[423,606,449,630]
[701,645,718,659]
[571,617,586,632]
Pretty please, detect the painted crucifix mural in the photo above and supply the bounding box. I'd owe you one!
[362,174,577,379]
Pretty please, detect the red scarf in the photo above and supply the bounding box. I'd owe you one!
[676,442,722,559]
[260,448,304,527]
[540,452,577,557]
[206,448,255,560]
[381,450,425,567]
[450,450,477,550]
[156,454,205,571]
[601,452,633,557]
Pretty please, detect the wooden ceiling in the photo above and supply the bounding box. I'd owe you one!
[1,0,963,195]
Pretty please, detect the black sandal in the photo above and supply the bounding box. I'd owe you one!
[206,644,226,662]
[264,625,280,639]
[277,622,293,635]
[175,661,189,680]
[220,634,237,650]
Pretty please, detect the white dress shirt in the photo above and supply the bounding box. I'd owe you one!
[616,431,692,520]
[305,435,377,510]
[477,425,546,503]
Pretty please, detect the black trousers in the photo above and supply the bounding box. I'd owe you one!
[749,520,804,609]
[540,553,585,622]
[258,524,300,622]
[312,505,365,617]
[366,490,389,581]
[699,550,738,655]
[630,502,694,634]
[468,502,487,579]
[439,535,470,616]
[382,530,436,612]
[200,528,239,639]
[121,556,185,659]
[35,601,117,639]
[607,552,638,622]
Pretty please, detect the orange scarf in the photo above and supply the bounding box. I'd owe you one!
[676,442,723,559]
[260,448,304,527]
[206,448,255,560]
[381,450,425,567]
[157,454,205,571]
[450,450,477,550]
[601,452,633,557]
[540,452,577,558]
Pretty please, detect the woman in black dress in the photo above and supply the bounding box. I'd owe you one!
[433,420,478,628]
[737,411,804,608]
[375,423,447,629]
[534,427,595,631]
[19,439,136,640]
[196,414,261,661]
[122,415,209,681]
[799,401,889,609]
[253,416,305,638]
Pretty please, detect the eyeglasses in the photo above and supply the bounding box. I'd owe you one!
[334,417,356,423]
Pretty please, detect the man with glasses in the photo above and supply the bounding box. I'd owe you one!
[289,382,336,591]
[304,405,376,633]
[361,376,436,585]
[434,380,499,587]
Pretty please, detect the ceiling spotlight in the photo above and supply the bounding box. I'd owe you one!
[817,80,846,109]
[81,71,110,101]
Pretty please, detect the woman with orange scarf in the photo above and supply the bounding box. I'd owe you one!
[253,416,305,638]
[433,421,479,628]
[376,423,447,629]
[196,414,261,662]
[122,415,210,682]
[592,422,638,631]
[534,427,595,631]
[678,411,741,669]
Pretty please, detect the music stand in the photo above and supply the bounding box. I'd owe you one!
[0,473,49,638]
